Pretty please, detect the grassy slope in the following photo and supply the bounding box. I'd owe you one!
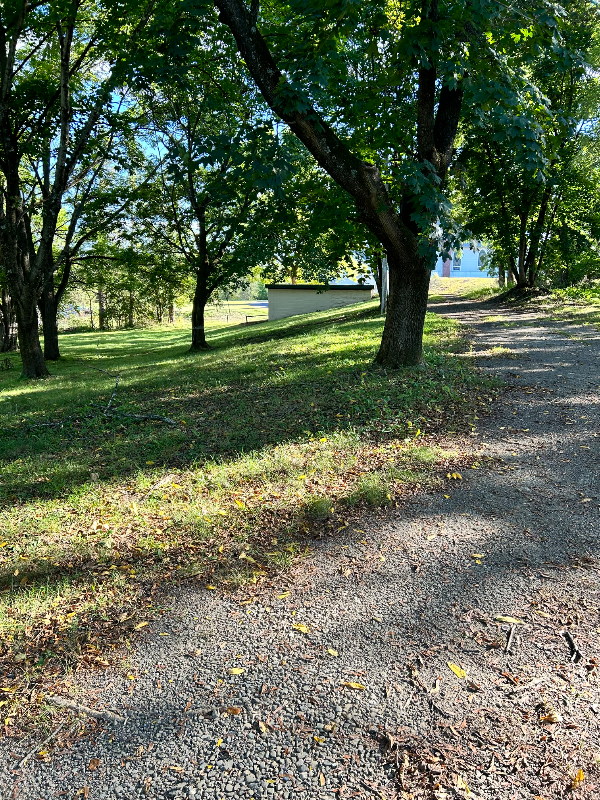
[0,301,497,717]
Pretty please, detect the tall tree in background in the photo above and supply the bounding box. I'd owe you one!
[138,64,287,350]
[210,0,579,366]
[0,0,172,376]
[455,0,600,289]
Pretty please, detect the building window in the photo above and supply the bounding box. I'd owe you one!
[452,251,461,266]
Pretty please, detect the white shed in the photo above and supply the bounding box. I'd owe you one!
[266,284,375,322]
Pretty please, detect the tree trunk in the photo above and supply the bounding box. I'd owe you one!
[375,251,431,367]
[191,271,210,350]
[373,254,382,298]
[98,289,107,330]
[169,302,174,323]
[498,265,506,288]
[39,284,61,361]
[15,285,48,378]
[0,289,17,352]
[128,292,134,327]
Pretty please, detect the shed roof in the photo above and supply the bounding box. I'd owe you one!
[266,284,374,290]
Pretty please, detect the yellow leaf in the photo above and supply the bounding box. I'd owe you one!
[471,554,484,559]
[327,648,338,657]
[444,494,450,498]
[234,499,245,508]
[126,673,136,680]
[495,615,524,625]
[217,738,222,747]
[533,610,550,618]
[228,668,245,675]
[293,623,310,634]
[314,735,325,743]
[218,545,224,553]
[447,662,466,679]
[159,632,169,636]
[134,621,148,630]
[146,461,154,465]
[277,591,290,599]
[341,681,365,690]
[572,768,585,788]
[319,773,325,786]
[319,437,327,442]
[206,585,216,590]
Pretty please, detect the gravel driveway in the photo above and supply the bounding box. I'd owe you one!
[3,299,600,800]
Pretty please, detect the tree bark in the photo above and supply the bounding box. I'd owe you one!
[39,285,61,361]
[168,302,174,323]
[98,289,107,330]
[191,270,210,350]
[0,288,17,352]
[128,292,134,327]
[15,283,48,378]
[375,253,431,367]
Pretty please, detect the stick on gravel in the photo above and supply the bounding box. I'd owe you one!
[17,721,69,769]
[47,696,127,722]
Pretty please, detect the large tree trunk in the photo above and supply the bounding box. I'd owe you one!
[0,289,17,352]
[190,271,210,350]
[39,284,61,361]
[15,284,48,378]
[375,252,431,367]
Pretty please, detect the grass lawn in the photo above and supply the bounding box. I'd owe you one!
[428,274,500,301]
[0,301,497,723]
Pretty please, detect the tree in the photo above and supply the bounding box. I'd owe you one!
[208,0,577,365]
[263,132,359,285]
[455,0,600,288]
[137,64,286,350]
[0,0,174,376]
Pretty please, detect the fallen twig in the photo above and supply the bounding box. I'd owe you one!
[104,374,120,413]
[505,624,517,654]
[562,630,583,662]
[359,780,387,799]
[17,720,71,768]
[105,410,177,425]
[47,695,126,722]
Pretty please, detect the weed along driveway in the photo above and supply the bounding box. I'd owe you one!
[2,298,600,800]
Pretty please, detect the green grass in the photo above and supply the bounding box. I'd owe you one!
[0,300,497,720]
[428,274,500,302]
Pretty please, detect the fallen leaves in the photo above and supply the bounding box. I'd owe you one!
[341,681,366,690]
[572,768,585,788]
[327,648,339,657]
[227,668,244,675]
[292,623,310,634]
[447,662,466,679]
[134,621,148,630]
[495,615,524,625]
[89,758,101,771]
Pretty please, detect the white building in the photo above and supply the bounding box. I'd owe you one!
[432,246,492,278]
[266,284,374,321]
